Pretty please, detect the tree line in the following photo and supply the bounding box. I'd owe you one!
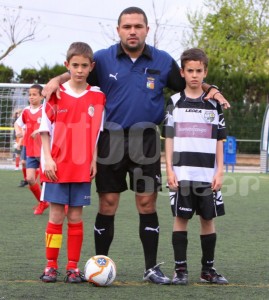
[182,0,269,154]
[0,63,67,84]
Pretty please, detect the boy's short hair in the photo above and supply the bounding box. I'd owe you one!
[66,42,93,62]
[118,7,148,26]
[30,84,43,95]
[180,48,208,69]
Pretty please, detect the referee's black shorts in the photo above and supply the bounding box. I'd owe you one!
[96,128,162,193]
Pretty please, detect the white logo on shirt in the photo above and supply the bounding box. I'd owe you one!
[219,118,226,127]
[204,111,215,123]
[88,105,95,117]
[109,73,118,80]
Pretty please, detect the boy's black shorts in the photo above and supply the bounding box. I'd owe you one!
[170,183,225,220]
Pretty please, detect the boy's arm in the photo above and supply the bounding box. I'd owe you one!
[14,113,24,138]
[90,147,97,179]
[42,72,70,101]
[16,137,23,148]
[40,132,58,181]
[165,137,178,190]
[31,129,40,139]
[212,140,224,191]
[14,122,23,138]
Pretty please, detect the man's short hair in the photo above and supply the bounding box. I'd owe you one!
[118,7,148,26]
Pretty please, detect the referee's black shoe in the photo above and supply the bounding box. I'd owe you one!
[143,263,171,285]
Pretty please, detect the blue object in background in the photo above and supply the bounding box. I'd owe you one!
[224,136,237,172]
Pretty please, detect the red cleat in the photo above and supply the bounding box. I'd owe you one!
[34,201,49,215]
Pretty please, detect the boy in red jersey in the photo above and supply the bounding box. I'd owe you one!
[39,42,106,283]
[17,131,28,187]
[15,85,49,214]
[12,108,23,171]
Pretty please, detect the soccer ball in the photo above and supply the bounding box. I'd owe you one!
[84,255,116,286]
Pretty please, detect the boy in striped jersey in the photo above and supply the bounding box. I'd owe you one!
[162,48,228,285]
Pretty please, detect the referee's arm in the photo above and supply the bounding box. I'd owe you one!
[166,59,186,92]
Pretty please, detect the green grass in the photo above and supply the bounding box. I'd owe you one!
[0,170,269,299]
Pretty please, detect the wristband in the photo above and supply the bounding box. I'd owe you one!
[213,91,221,99]
[207,85,219,94]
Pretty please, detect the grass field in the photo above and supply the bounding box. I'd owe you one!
[0,169,269,300]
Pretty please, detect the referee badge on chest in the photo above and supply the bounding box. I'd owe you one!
[88,105,95,117]
[146,77,155,89]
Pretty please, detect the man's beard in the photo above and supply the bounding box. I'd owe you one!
[122,42,144,53]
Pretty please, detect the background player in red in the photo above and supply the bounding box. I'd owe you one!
[17,128,28,187]
[163,48,228,285]
[11,108,27,186]
[39,42,105,283]
[12,108,23,171]
[15,85,49,214]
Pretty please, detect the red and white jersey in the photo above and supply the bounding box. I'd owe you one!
[15,106,42,157]
[39,82,106,183]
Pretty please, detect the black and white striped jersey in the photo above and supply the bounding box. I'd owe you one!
[162,91,227,184]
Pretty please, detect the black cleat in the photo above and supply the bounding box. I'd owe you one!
[18,180,28,187]
[64,268,87,283]
[172,268,188,285]
[40,267,59,283]
[200,267,228,284]
[143,263,171,285]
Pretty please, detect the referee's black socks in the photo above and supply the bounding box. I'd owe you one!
[139,212,159,270]
[94,213,115,256]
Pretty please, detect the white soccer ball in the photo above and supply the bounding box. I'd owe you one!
[84,255,116,286]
